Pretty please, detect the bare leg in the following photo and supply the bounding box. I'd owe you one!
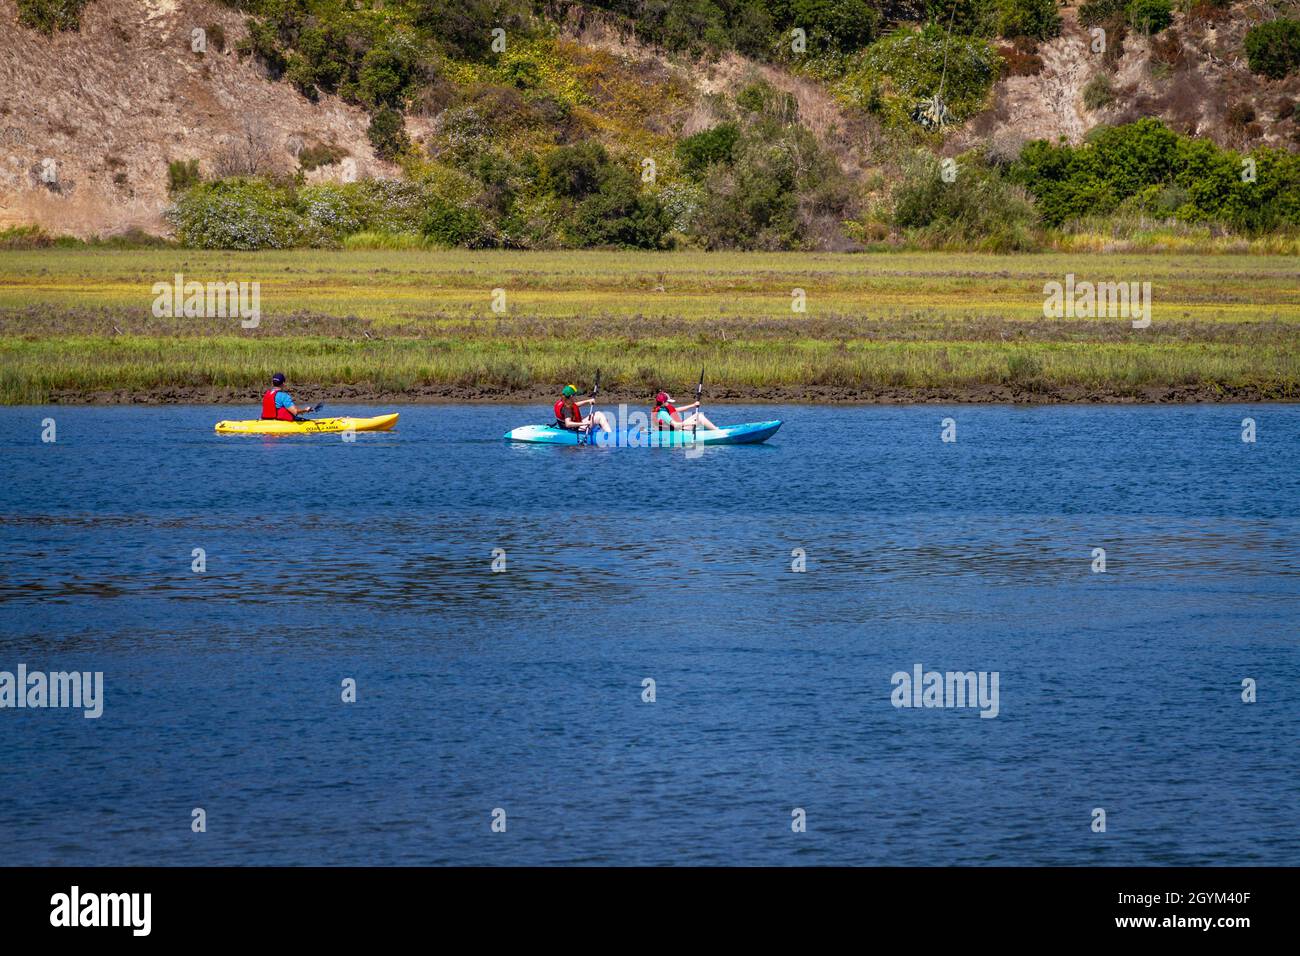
[685,412,719,431]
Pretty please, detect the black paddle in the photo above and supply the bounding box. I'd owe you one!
[582,371,600,445]
[692,367,704,440]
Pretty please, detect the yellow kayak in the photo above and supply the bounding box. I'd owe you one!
[214,413,399,435]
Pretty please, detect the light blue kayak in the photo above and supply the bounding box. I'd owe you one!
[504,420,783,446]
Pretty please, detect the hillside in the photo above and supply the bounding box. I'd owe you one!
[0,0,391,235]
[1,0,1298,247]
[961,4,1300,155]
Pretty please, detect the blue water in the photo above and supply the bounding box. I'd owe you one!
[0,404,1296,866]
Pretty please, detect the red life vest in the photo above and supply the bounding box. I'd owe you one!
[554,398,581,424]
[261,388,295,421]
[652,402,681,429]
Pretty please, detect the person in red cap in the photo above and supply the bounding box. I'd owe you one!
[651,390,718,432]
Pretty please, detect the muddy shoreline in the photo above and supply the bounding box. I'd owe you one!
[39,382,1295,406]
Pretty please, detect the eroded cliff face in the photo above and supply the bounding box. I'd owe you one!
[0,0,392,237]
[959,7,1300,157]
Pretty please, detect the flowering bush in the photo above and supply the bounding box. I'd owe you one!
[167,179,303,250]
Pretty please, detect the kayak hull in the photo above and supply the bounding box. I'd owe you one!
[504,420,782,446]
[215,413,399,435]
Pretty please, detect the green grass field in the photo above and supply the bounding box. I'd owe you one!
[1,249,1297,403]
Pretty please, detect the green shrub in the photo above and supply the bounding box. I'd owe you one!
[924,0,998,37]
[777,0,881,52]
[1078,0,1125,26]
[692,130,800,249]
[1235,147,1300,232]
[649,0,731,55]
[676,123,740,178]
[580,0,878,57]
[505,58,541,89]
[538,141,668,247]
[542,141,610,199]
[298,143,347,171]
[421,199,487,247]
[569,171,670,248]
[16,0,92,34]
[996,0,1061,40]
[842,25,999,128]
[0,225,55,249]
[285,55,320,101]
[1126,0,1172,34]
[167,159,202,194]
[334,179,433,234]
[1244,20,1300,80]
[1009,118,1300,232]
[1112,182,1193,220]
[353,39,419,109]
[294,24,351,95]
[729,1,776,58]
[234,2,432,108]
[412,0,534,59]
[735,80,798,121]
[683,110,856,249]
[891,152,1040,251]
[1082,75,1115,111]
[296,184,364,243]
[241,18,287,79]
[368,107,410,162]
[167,178,302,250]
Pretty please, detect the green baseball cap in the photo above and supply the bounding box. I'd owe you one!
[561,384,577,396]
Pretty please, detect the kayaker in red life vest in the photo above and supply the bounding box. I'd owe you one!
[554,384,611,433]
[652,390,718,431]
[261,372,316,421]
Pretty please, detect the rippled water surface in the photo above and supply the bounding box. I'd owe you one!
[0,404,1296,865]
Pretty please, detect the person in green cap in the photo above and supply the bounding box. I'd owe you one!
[553,383,611,433]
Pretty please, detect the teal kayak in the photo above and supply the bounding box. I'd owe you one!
[504,420,782,446]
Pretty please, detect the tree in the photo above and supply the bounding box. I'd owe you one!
[1244,20,1300,80]
[996,0,1061,40]
[368,108,410,162]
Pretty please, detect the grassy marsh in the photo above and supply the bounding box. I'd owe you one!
[1,249,1296,403]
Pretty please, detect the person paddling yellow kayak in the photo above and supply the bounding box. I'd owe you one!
[213,371,399,434]
[261,372,317,422]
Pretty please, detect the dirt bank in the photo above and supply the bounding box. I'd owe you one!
[41,381,1292,406]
